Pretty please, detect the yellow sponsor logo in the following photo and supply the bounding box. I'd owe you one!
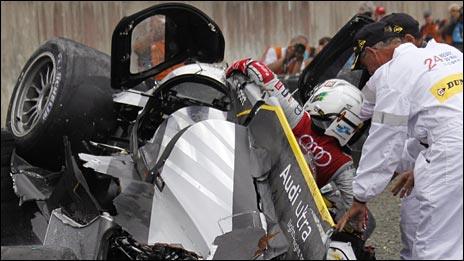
[385,25,404,33]
[358,39,366,49]
[393,25,403,33]
[429,73,463,103]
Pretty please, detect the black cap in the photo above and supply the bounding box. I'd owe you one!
[380,13,421,38]
[351,21,398,70]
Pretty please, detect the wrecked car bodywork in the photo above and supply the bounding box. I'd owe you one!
[2,3,376,260]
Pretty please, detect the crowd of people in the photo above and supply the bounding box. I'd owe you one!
[260,2,463,76]
[355,1,463,51]
[227,2,463,260]
[259,35,331,75]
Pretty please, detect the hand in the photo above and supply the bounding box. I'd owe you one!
[285,46,296,61]
[284,58,303,75]
[335,200,369,233]
[226,58,303,128]
[286,44,305,62]
[225,58,283,95]
[391,170,414,198]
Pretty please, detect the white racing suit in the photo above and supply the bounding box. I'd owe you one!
[259,74,356,212]
[353,40,463,259]
[396,138,423,260]
[229,58,357,212]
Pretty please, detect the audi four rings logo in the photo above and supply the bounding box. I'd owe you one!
[298,134,332,167]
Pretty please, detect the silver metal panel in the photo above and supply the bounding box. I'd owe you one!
[156,63,226,88]
[112,89,149,107]
[149,185,209,256]
[148,120,236,258]
[326,241,357,260]
[43,209,116,260]
[79,153,112,174]
[78,154,154,244]
[78,154,139,181]
[150,106,228,164]
[113,180,154,244]
[12,172,53,203]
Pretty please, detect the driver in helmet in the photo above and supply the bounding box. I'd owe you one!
[226,58,365,213]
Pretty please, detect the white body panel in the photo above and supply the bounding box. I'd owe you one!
[148,120,236,257]
[157,63,226,87]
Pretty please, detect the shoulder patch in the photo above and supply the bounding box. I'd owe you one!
[429,73,463,103]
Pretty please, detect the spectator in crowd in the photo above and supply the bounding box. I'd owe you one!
[132,16,166,68]
[260,35,309,75]
[316,36,332,54]
[437,17,448,32]
[132,16,182,81]
[420,10,442,43]
[357,1,375,19]
[307,46,317,60]
[441,3,463,51]
[303,36,332,67]
[374,5,386,21]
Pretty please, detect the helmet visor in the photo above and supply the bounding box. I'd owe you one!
[311,114,338,131]
[324,108,363,146]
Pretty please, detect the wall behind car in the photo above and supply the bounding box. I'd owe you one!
[1,1,460,126]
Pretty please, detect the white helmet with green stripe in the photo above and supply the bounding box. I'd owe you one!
[303,79,365,146]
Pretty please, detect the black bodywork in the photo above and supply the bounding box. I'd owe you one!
[298,14,373,103]
[111,3,225,90]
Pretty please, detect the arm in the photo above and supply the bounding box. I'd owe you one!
[390,138,425,198]
[353,120,408,202]
[331,164,355,211]
[359,76,419,198]
[337,88,410,232]
[267,47,300,75]
[395,138,424,173]
[225,58,304,128]
[359,77,376,121]
[353,86,410,202]
[267,56,286,74]
[262,47,286,74]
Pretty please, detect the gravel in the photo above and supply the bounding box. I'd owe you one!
[365,182,402,260]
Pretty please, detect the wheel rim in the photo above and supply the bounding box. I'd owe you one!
[11,52,56,137]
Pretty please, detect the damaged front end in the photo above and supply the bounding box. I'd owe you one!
[2,2,348,259]
[4,135,204,260]
[4,102,335,260]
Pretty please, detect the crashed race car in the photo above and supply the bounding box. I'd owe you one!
[1,3,375,260]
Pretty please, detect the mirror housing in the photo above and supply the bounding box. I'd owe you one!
[111,3,225,89]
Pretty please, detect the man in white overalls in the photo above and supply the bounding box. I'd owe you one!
[336,20,463,260]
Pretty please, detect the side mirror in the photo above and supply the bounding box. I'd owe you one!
[111,3,225,90]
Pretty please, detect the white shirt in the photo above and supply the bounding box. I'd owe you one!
[262,47,288,65]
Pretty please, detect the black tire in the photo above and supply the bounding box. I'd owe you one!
[1,129,16,202]
[6,37,116,171]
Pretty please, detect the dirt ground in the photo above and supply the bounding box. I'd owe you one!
[366,182,402,260]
